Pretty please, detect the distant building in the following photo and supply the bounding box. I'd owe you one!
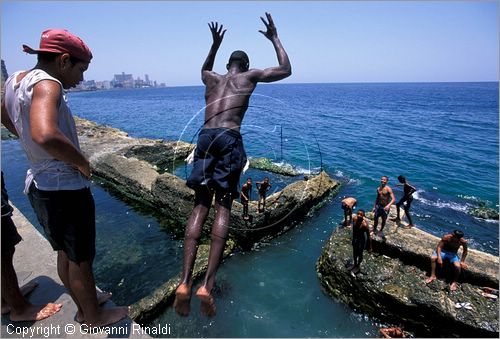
[95,81,111,90]
[112,72,134,88]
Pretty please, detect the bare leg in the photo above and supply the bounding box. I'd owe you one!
[2,280,39,314]
[450,262,461,291]
[174,188,212,317]
[2,248,62,322]
[404,205,413,227]
[425,256,438,283]
[196,193,231,317]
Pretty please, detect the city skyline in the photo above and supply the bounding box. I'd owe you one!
[2,1,498,86]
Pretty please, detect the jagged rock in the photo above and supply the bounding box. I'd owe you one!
[73,116,341,323]
[470,206,499,220]
[1,126,17,140]
[316,207,499,337]
[249,157,299,176]
[123,143,195,173]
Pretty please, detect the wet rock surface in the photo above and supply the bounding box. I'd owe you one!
[74,117,340,322]
[316,207,499,337]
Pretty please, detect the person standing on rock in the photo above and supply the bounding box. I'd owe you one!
[1,171,62,322]
[341,196,357,226]
[392,175,416,228]
[240,178,252,220]
[174,13,291,317]
[256,177,272,213]
[349,209,372,274]
[372,176,395,236]
[425,230,468,291]
[1,29,128,326]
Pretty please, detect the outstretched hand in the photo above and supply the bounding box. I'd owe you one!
[259,12,278,40]
[208,22,226,46]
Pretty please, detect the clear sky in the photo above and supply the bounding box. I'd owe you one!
[1,1,498,86]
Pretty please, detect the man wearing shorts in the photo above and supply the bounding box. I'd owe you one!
[1,29,127,326]
[372,176,395,235]
[1,171,62,321]
[425,230,468,291]
[240,178,252,220]
[174,13,291,317]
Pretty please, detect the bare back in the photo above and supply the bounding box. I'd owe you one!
[203,72,257,131]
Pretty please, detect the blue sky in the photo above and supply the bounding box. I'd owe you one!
[2,1,498,86]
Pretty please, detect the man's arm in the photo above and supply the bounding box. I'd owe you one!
[30,80,90,178]
[364,221,372,251]
[248,13,292,83]
[201,22,226,85]
[461,240,468,268]
[1,100,19,137]
[436,240,444,266]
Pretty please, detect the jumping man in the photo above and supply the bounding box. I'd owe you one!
[174,13,291,317]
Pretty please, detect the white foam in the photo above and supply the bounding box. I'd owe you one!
[415,196,471,213]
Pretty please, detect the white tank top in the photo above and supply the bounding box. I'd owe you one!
[4,69,89,192]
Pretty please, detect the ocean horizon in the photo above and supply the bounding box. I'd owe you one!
[2,81,498,337]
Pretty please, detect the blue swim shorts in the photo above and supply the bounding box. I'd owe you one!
[433,250,460,264]
[187,128,247,198]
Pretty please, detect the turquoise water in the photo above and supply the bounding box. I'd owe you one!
[2,82,498,337]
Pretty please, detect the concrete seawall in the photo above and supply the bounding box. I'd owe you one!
[0,205,153,338]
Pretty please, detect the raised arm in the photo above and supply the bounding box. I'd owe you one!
[201,22,226,84]
[248,12,292,83]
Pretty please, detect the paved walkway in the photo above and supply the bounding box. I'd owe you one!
[1,206,152,338]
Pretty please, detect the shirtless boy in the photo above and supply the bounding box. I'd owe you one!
[372,176,395,235]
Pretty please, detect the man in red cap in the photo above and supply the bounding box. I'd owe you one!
[1,28,128,327]
[174,13,291,317]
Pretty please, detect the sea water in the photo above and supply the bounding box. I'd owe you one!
[1,82,498,337]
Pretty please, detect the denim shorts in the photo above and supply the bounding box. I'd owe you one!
[28,184,96,263]
[187,128,247,198]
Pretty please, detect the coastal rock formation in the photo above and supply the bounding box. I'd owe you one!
[469,204,499,221]
[249,157,299,176]
[316,207,499,337]
[73,116,340,322]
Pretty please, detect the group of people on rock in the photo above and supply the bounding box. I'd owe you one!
[240,177,272,220]
[341,176,468,293]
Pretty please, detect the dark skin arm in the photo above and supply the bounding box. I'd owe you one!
[460,240,468,268]
[201,22,226,85]
[436,240,444,266]
[30,80,90,178]
[247,12,292,83]
[364,221,372,251]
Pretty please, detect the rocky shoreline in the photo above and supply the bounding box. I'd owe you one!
[72,117,341,322]
[316,207,499,337]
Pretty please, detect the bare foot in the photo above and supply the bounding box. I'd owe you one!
[404,224,414,229]
[74,290,114,323]
[351,266,360,274]
[174,283,192,317]
[10,302,62,322]
[84,306,129,328]
[450,282,458,291]
[2,281,39,314]
[195,286,216,317]
[425,276,436,284]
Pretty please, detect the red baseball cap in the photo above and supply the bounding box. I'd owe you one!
[22,29,93,63]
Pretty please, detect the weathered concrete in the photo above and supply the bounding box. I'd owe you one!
[1,206,151,338]
[316,206,499,337]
